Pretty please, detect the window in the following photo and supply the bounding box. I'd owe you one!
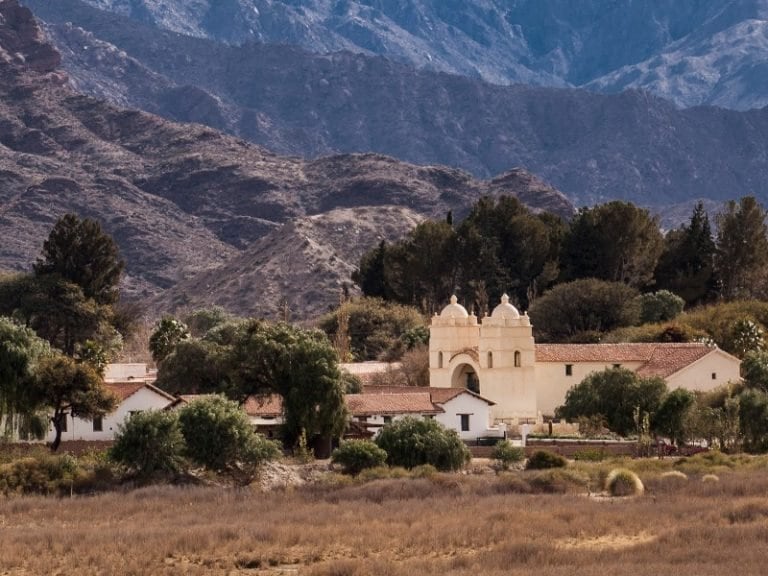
[565,364,573,376]
[514,351,521,367]
[712,372,717,380]
[487,351,493,368]
[460,414,470,432]
[438,351,443,369]
[60,415,68,433]
[613,364,621,369]
[93,416,103,432]
[383,416,393,425]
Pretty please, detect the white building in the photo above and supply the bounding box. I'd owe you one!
[46,381,176,443]
[430,295,742,424]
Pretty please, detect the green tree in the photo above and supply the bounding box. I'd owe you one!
[561,201,664,289]
[149,317,190,364]
[0,317,53,439]
[729,319,765,358]
[227,321,347,449]
[331,440,388,475]
[178,395,279,482]
[154,338,228,396]
[741,349,768,392]
[491,440,525,471]
[637,290,685,324]
[556,368,667,436]
[353,240,391,300]
[655,202,718,305]
[653,388,696,446]
[32,355,117,451]
[34,214,124,306]
[184,306,234,338]
[529,279,640,342]
[375,417,470,471]
[15,274,109,356]
[110,410,186,479]
[738,389,768,452]
[716,196,768,300]
[386,220,457,314]
[456,196,563,311]
[318,297,425,361]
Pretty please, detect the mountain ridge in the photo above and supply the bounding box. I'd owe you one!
[33,0,768,110]
[0,0,573,319]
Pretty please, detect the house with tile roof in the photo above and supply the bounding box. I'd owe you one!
[362,386,503,440]
[430,295,741,424]
[45,381,176,443]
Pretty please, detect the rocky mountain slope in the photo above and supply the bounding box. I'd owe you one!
[19,0,768,208]
[32,0,768,110]
[0,0,572,318]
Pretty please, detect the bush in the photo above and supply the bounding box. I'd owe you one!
[332,440,388,475]
[178,395,280,480]
[110,410,186,480]
[525,450,567,470]
[528,469,589,493]
[637,290,685,324]
[702,473,720,483]
[572,448,606,462]
[0,454,80,496]
[491,440,525,470]
[605,468,644,496]
[375,417,470,471]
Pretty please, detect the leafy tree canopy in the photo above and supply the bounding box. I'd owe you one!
[110,410,186,480]
[556,367,667,436]
[228,321,348,445]
[561,201,663,289]
[34,214,124,306]
[32,355,117,451]
[0,317,53,439]
[178,395,279,481]
[375,416,470,471]
[318,297,425,361]
[529,279,640,342]
[149,317,190,364]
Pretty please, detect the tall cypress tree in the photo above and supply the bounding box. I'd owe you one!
[655,202,718,305]
[716,196,768,300]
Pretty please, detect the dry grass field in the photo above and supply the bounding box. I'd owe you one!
[1,459,768,576]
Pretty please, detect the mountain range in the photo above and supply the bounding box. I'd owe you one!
[0,0,572,319]
[32,0,768,111]
[20,0,768,209]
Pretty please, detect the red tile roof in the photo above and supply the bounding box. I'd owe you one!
[362,386,494,406]
[346,393,443,416]
[535,343,717,378]
[243,395,283,417]
[105,382,145,402]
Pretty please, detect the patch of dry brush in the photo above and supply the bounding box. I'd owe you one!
[1,470,768,575]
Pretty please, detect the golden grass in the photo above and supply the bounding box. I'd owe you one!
[1,468,768,575]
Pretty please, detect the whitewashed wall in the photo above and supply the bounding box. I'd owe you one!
[45,387,174,442]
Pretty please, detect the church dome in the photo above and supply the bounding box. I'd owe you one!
[440,295,468,318]
[491,294,520,319]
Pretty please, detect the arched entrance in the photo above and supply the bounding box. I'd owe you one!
[451,363,480,394]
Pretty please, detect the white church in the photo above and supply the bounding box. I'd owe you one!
[429,295,741,424]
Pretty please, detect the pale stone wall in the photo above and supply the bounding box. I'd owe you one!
[534,361,645,418]
[666,350,741,392]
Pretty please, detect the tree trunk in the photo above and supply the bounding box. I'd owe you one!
[50,411,64,452]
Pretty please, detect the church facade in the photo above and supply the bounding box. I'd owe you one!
[429,295,742,424]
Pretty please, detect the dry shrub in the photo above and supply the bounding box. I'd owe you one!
[605,468,644,497]
[726,501,768,524]
[528,469,588,494]
[702,473,720,483]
